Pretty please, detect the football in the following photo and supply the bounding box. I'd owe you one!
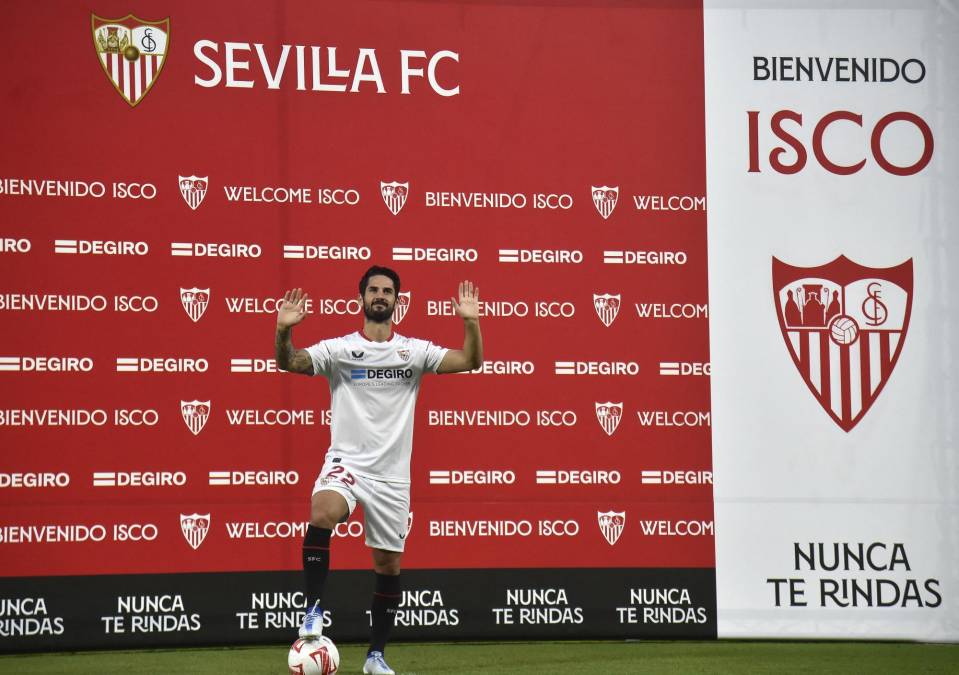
[288,636,340,675]
[829,315,859,346]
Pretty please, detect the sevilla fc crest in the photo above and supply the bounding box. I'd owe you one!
[92,14,169,107]
[381,181,409,215]
[180,287,210,322]
[393,291,411,324]
[591,185,618,219]
[180,513,210,550]
[397,349,411,362]
[593,293,621,327]
[595,402,623,436]
[597,510,625,546]
[178,175,209,210]
[180,400,211,435]
[772,255,913,432]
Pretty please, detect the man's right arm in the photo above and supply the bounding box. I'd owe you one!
[275,288,315,376]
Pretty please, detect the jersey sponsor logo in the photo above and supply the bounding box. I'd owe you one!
[381,180,409,215]
[179,513,210,549]
[659,362,710,376]
[170,242,261,258]
[595,402,623,435]
[597,510,625,546]
[55,239,149,255]
[498,248,583,264]
[555,361,639,376]
[603,250,687,265]
[773,255,913,432]
[393,291,411,324]
[180,400,210,435]
[350,368,413,380]
[641,470,713,485]
[179,288,210,322]
[351,350,365,360]
[92,471,186,487]
[591,185,618,219]
[178,175,208,210]
[593,293,621,327]
[92,13,170,107]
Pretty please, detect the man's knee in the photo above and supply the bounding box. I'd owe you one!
[372,549,402,575]
[310,491,349,529]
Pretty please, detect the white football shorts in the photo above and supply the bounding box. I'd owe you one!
[312,455,411,553]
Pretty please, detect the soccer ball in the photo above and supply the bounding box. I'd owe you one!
[828,315,859,346]
[288,636,339,675]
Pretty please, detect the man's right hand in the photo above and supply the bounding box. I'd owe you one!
[277,288,309,329]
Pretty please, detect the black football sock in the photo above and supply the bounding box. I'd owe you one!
[302,526,332,608]
[369,572,401,654]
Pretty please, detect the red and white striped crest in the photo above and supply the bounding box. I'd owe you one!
[595,402,623,436]
[593,293,621,327]
[772,255,913,432]
[179,288,210,322]
[179,513,210,550]
[178,175,209,210]
[92,14,169,107]
[597,510,625,546]
[393,292,411,324]
[591,185,618,219]
[180,400,211,435]
[381,181,409,215]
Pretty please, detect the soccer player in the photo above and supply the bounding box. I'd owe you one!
[275,266,483,675]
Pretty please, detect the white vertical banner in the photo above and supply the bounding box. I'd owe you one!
[704,1,959,640]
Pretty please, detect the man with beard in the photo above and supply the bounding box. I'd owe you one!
[274,265,482,675]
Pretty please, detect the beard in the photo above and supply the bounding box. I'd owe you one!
[363,298,394,323]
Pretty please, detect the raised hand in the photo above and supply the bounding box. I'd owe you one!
[277,288,309,328]
[451,280,480,321]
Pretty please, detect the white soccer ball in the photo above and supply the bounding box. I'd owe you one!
[288,636,339,675]
[829,315,859,346]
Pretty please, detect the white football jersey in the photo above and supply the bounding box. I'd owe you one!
[305,332,448,483]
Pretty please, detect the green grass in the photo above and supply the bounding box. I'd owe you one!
[0,640,956,674]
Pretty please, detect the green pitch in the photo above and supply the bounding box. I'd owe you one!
[0,640,956,674]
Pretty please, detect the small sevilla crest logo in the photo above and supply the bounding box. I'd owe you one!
[381,181,409,215]
[591,186,618,219]
[180,400,211,435]
[180,513,210,550]
[393,292,411,324]
[593,293,621,327]
[179,288,210,322]
[772,255,913,432]
[92,14,169,107]
[397,348,411,362]
[178,175,208,210]
[597,510,625,546]
[595,402,623,436]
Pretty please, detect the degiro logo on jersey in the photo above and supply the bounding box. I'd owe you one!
[350,368,414,385]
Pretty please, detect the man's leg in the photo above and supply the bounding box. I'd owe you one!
[365,548,402,675]
[300,489,350,638]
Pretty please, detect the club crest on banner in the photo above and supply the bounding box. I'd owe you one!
[593,293,621,327]
[179,287,210,322]
[178,175,209,210]
[381,181,409,215]
[393,291,411,324]
[179,513,210,550]
[772,255,913,432]
[591,186,618,219]
[597,510,625,546]
[180,400,211,435]
[595,402,623,436]
[92,14,170,107]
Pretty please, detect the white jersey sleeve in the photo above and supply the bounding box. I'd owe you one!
[416,339,449,374]
[305,338,339,377]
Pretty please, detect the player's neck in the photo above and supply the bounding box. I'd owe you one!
[362,321,393,342]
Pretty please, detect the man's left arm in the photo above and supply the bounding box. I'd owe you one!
[437,280,483,374]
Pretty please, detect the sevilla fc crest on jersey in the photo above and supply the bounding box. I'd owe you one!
[393,291,411,324]
[92,14,169,107]
[595,402,623,436]
[180,288,210,322]
[180,513,210,550]
[591,186,618,219]
[597,510,625,546]
[178,175,209,210]
[593,293,621,327]
[772,255,913,432]
[180,400,211,435]
[381,181,409,215]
